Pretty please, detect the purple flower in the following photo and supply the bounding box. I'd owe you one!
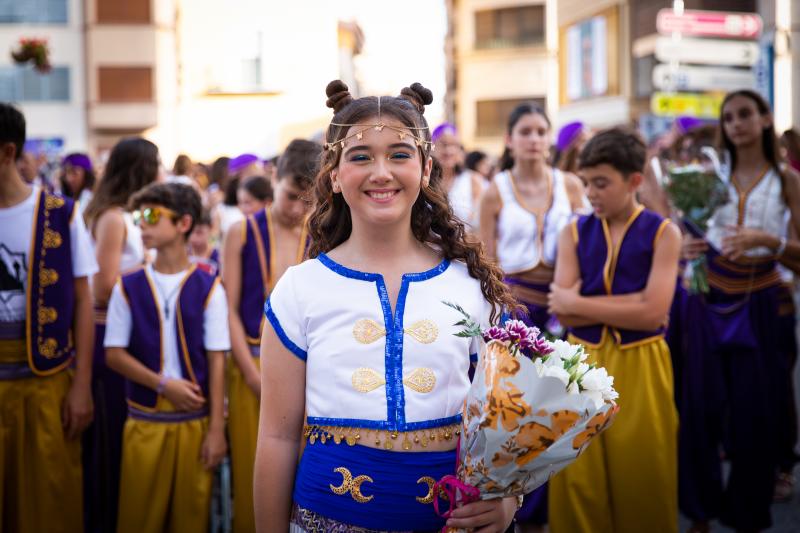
[532,337,554,355]
[483,326,510,343]
[503,319,529,343]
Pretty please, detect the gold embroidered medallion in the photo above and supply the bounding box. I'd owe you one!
[404,319,439,344]
[353,318,386,344]
[403,368,436,393]
[351,367,386,393]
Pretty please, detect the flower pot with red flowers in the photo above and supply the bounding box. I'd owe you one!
[11,38,51,74]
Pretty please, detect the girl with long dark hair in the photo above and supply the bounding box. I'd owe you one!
[82,137,160,532]
[673,89,800,532]
[253,80,519,532]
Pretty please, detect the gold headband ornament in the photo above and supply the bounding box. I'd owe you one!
[323,95,434,152]
[324,122,435,152]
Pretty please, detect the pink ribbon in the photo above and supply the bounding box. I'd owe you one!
[433,475,480,519]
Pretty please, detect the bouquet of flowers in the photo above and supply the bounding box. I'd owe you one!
[664,159,729,293]
[435,303,618,521]
[11,38,51,73]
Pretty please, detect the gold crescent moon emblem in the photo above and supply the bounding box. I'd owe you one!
[416,476,436,504]
[329,467,352,495]
[350,475,374,503]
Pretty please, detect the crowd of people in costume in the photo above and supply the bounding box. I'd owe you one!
[0,81,798,533]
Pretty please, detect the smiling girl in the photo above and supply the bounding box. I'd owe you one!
[253,81,519,532]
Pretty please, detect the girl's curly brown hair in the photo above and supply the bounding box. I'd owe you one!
[307,80,518,322]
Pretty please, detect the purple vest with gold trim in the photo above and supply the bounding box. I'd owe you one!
[240,209,272,344]
[27,191,76,374]
[570,208,668,347]
[120,267,217,410]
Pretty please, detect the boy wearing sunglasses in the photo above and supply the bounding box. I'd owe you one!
[0,105,97,532]
[221,138,321,533]
[105,182,230,533]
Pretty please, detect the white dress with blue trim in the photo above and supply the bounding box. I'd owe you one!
[265,253,491,447]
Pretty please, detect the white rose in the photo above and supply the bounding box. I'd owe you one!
[550,339,577,361]
[581,367,612,392]
[576,362,590,377]
[602,386,619,402]
[567,381,580,395]
[542,365,571,386]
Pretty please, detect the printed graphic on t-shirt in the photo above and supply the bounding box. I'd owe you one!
[0,243,27,317]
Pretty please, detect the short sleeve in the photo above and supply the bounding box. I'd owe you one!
[104,283,132,348]
[263,267,308,361]
[203,280,231,351]
[69,205,99,279]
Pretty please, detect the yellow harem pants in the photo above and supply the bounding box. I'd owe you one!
[117,397,212,533]
[0,339,83,533]
[549,335,678,533]
[227,353,260,533]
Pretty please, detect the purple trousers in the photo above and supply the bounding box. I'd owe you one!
[669,283,796,530]
[82,322,128,533]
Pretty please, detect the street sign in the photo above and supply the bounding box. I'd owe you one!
[655,37,759,66]
[657,9,762,39]
[650,92,725,118]
[652,64,755,92]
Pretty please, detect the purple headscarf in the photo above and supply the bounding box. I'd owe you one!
[675,116,703,134]
[556,122,584,152]
[62,153,93,172]
[228,153,260,174]
[431,123,457,143]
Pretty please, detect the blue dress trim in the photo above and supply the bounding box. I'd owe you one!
[264,299,308,361]
[316,253,453,430]
[306,413,462,432]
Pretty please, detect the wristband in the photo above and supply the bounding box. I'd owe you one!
[156,375,170,395]
[776,236,788,257]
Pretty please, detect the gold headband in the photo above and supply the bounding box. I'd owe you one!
[323,97,434,152]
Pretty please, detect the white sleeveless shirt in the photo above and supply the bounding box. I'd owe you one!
[448,170,486,229]
[90,210,144,275]
[706,167,787,257]
[494,169,574,273]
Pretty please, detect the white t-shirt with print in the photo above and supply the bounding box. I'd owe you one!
[0,185,97,322]
[104,264,231,380]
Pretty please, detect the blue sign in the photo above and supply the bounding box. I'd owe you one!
[23,137,64,157]
[754,32,775,108]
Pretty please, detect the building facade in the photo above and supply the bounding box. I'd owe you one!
[0,0,87,153]
[445,0,558,155]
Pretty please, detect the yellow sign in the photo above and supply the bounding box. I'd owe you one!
[650,92,725,118]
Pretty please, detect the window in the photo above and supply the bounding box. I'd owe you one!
[96,0,150,24]
[476,97,545,138]
[98,67,153,102]
[0,66,69,101]
[0,0,67,23]
[475,5,545,50]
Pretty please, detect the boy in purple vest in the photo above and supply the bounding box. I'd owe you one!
[547,128,681,532]
[105,182,230,533]
[0,103,97,532]
[222,138,321,533]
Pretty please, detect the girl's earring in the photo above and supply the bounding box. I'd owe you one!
[422,176,430,188]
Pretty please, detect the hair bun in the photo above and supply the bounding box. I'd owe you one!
[325,80,353,114]
[399,82,433,114]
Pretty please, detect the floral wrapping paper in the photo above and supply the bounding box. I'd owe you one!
[458,340,617,498]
